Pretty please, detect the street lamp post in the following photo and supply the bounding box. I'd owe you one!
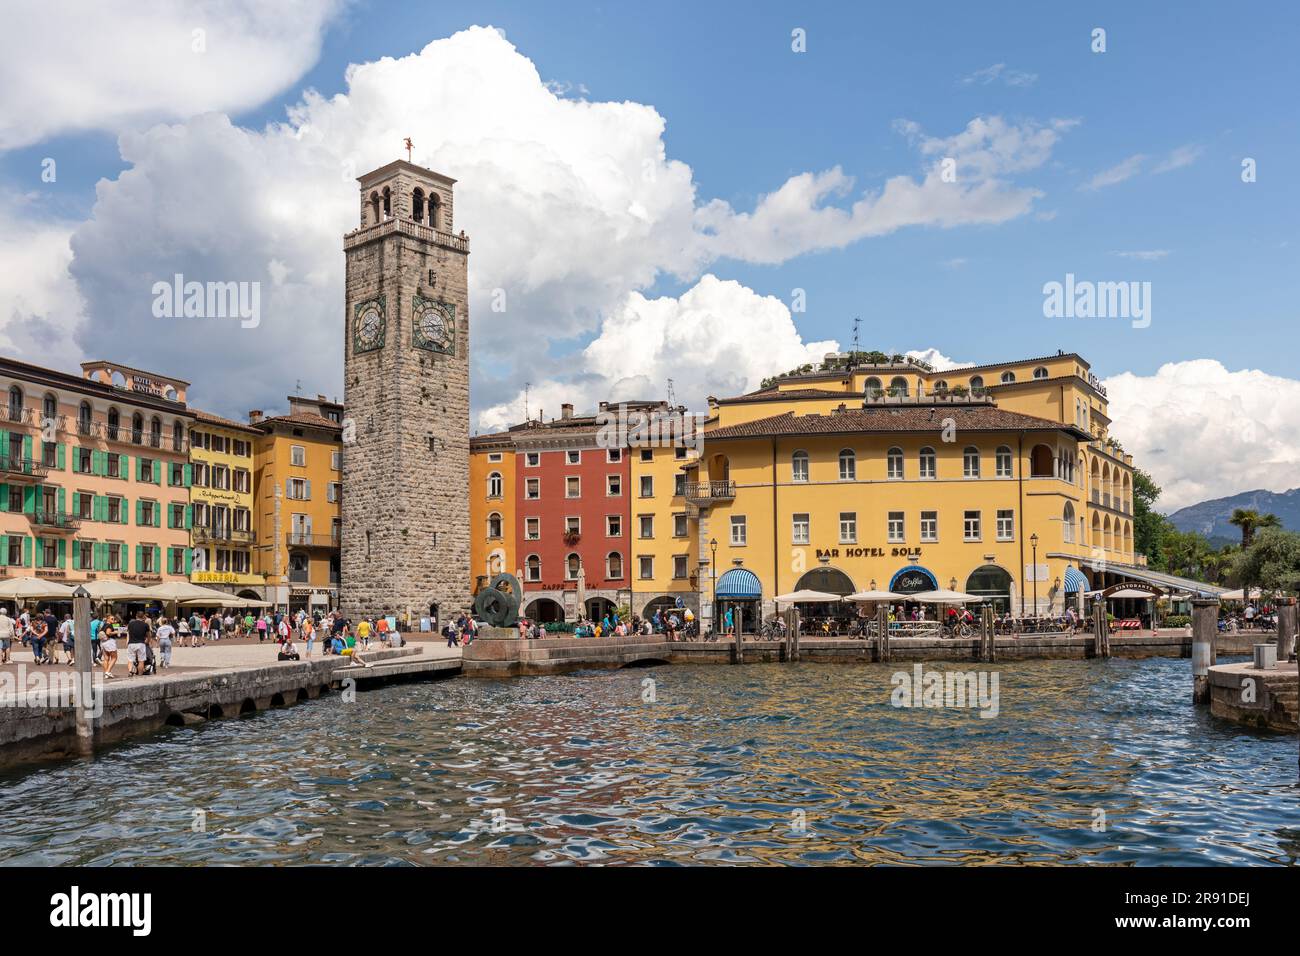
[1030,533,1040,617]
[709,538,718,635]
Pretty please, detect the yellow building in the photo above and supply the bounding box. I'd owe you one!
[187,409,261,597]
[469,432,514,587]
[250,395,343,613]
[686,351,1138,627]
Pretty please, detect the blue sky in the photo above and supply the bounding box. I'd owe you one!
[1,0,1297,509]
[5,0,1296,382]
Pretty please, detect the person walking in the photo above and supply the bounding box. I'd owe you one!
[27,612,48,665]
[89,610,103,664]
[302,615,316,658]
[125,611,151,676]
[58,613,76,666]
[155,616,175,669]
[0,606,14,664]
[176,614,191,650]
[357,616,372,650]
[100,615,119,679]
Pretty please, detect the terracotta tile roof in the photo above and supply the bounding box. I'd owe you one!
[256,412,342,432]
[706,405,1090,441]
[190,407,262,434]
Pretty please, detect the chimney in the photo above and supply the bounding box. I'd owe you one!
[248,410,263,423]
[561,403,573,420]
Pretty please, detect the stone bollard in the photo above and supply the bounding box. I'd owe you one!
[1191,597,1218,705]
[1276,597,1297,662]
[876,603,890,663]
[791,608,801,663]
[732,605,744,665]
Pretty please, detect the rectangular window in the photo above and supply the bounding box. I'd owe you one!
[840,511,858,544]
[76,447,92,473]
[525,517,540,540]
[639,449,653,462]
[327,482,342,503]
[606,515,621,537]
[525,478,540,499]
[675,447,687,460]
[996,509,1015,541]
[330,450,341,470]
[565,516,581,535]
[919,451,936,480]
[41,442,56,468]
[76,540,95,571]
[75,494,92,520]
[291,445,306,467]
[287,478,309,500]
[6,536,21,566]
[673,513,688,537]
[964,510,981,541]
[41,539,57,568]
[107,497,122,523]
[963,449,980,478]
[730,515,746,546]
[191,461,207,486]
[639,475,653,497]
[566,450,580,465]
[638,515,654,538]
[139,546,155,573]
[606,475,621,497]
[673,554,688,579]
[887,511,904,543]
[792,513,810,545]
[639,555,654,580]
[107,454,121,479]
[525,452,540,467]
[920,510,938,542]
[234,469,251,493]
[673,474,686,497]
[138,457,154,482]
[606,448,621,463]
[234,439,250,458]
[232,551,250,574]
[565,476,580,498]
[487,452,502,463]
[839,452,856,481]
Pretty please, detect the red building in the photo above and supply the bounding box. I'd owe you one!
[511,402,631,622]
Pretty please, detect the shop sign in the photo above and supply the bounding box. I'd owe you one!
[817,547,922,560]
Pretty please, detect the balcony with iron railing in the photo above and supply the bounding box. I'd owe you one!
[286,531,342,548]
[0,455,48,481]
[194,528,256,544]
[684,480,736,505]
[29,511,80,533]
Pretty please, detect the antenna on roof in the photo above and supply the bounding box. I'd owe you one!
[851,316,861,356]
[523,382,531,422]
[294,379,302,397]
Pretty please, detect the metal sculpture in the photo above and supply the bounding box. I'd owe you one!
[473,572,523,628]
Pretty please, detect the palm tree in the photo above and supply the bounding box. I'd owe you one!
[1229,509,1280,548]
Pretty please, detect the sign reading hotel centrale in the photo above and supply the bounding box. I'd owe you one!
[816,547,923,559]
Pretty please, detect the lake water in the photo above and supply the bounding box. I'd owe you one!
[1,659,1297,865]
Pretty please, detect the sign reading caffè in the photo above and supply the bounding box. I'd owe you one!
[816,547,922,560]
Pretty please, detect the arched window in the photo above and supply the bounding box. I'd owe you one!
[1063,501,1076,543]
[487,471,503,498]
[369,191,380,225]
[150,416,162,447]
[995,445,1013,477]
[963,446,981,478]
[889,376,909,396]
[838,448,856,481]
[131,413,143,444]
[79,401,92,435]
[886,446,904,479]
[969,375,984,391]
[107,407,120,440]
[487,512,503,539]
[864,376,882,396]
[919,446,936,479]
[429,193,441,230]
[412,187,425,223]
[7,386,22,422]
[172,420,184,451]
[566,552,581,580]
[381,186,391,217]
[791,450,809,482]
[607,551,623,579]
[1033,366,1048,379]
[526,554,541,582]
[933,379,948,391]
[1000,371,1016,384]
[42,393,57,423]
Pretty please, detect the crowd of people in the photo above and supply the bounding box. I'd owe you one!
[510,606,698,641]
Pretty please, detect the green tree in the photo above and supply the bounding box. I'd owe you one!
[1161,529,1212,579]
[1228,509,1280,548]
[1131,469,1172,568]
[1234,528,1300,595]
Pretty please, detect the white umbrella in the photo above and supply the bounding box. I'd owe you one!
[1220,588,1261,601]
[773,589,843,604]
[141,581,234,602]
[0,576,76,600]
[78,579,152,601]
[911,588,983,604]
[845,590,906,602]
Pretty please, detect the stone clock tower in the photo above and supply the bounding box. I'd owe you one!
[340,159,470,624]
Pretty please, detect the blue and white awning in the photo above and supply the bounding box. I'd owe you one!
[716,568,762,599]
[1064,566,1089,593]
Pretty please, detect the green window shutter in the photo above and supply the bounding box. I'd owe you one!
[185,504,193,530]
[0,433,7,457]
[92,542,102,571]
[71,448,79,474]
[91,450,102,475]
[154,545,161,571]
[119,497,128,524]
[185,546,193,574]
[92,495,103,522]
[57,443,65,470]
[0,483,7,512]
[119,543,127,571]
[154,504,161,527]
[0,535,6,567]
[134,544,142,572]
[22,536,31,568]
[70,492,79,516]
[153,460,161,484]
[33,537,43,569]
[184,463,192,487]
[135,499,142,525]
[57,538,66,569]
[22,435,32,461]
[57,487,66,516]
[22,486,35,515]
[167,506,175,530]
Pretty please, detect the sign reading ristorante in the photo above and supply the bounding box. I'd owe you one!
[816,547,923,559]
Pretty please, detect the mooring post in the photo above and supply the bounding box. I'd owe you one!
[1191,597,1218,705]
[1093,602,1110,659]
[1276,597,1297,662]
[733,605,744,665]
[71,586,95,757]
[791,608,801,663]
[981,604,995,662]
[876,603,890,663]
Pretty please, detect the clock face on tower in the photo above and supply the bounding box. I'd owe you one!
[353,296,386,353]
[412,295,455,355]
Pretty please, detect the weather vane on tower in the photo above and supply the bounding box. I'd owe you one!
[404,137,413,162]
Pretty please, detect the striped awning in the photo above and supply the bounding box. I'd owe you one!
[1064,566,1089,593]
[716,567,762,599]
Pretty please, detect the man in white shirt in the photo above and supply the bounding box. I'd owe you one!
[0,606,14,664]
[155,617,176,668]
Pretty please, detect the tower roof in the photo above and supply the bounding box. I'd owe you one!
[357,159,457,188]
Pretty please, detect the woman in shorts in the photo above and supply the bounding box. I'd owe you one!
[100,615,119,678]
